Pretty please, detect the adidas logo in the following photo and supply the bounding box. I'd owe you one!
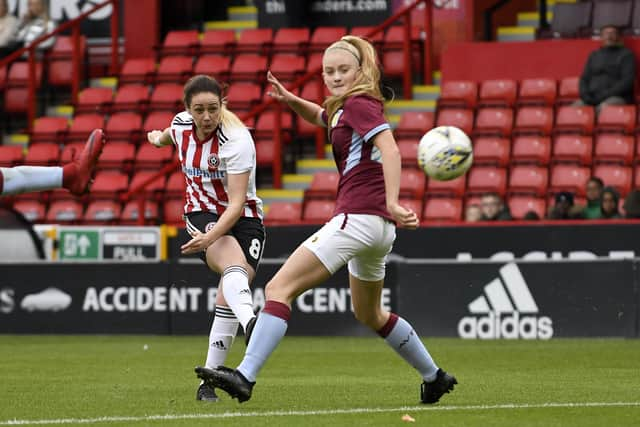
[211,340,227,350]
[457,263,553,340]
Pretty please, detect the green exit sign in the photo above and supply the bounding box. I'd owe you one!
[59,229,100,261]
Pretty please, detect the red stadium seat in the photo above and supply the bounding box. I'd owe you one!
[549,164,591,196]
[46,200,84,223]
[264,201,302,225]
[128,170,167,198]
[67,114,106,143]
[596,104,636,134]
[120,199,160,225]
[135,143,174,170]
[508,165,549,196]
[105,112,143,143]
[255,138,274,167]
[119,58,156,85]
[269,54,306,83]
[310,26,347,52]
[235,28,273,55]
[592,165,633,196]
[508,196,546,219]
[478,79,517,108]
[200,30,236,55]
[230,54,268,83]
[90,170,130,199]
[513,107,554,135]
[83,200,122,225]
[472,136,510,167]
[426,175,466,197]
[112,84,150,113]
[435,109,474,136]
[594,134,634,165]
[165,171,185,199]
[47,35,87,88]
[423,197,462,221]
[300,79,330,103]
[97,142,136,172]
[305,52,323,74]
[226,82,262,111]
[254,111,294,141]
[557,77,580,106]
[517,78,557,107]
[13,200,46,222]
[554,105,595,135]
[349,26,384,48]
[75,87,113,115]
[163,198,186,226]
[158,30,199,57]
[466,166,508,196]
[397,139,419,168]
[193,55,231,82]
[6,61,43,87]
[302,199,335,223]
[395,111,435,139]
[511,135,551,165]
[24,143,60,166]
[155,55,193,84]
[272,28,310,54]
[60,142,84,163]
[437,80,478,109]
[30,116,69,144]
[382,25,422,51]
[143,111,175,132]
[400,168,426,199]
[306,171,339,199]
[149,83,184,113]
[474,108,513,137]
[0,145,24,167]
[552,135,593,165]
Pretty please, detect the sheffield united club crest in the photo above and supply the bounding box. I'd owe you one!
[207,152,220,170]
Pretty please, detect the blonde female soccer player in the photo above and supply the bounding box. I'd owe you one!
[194,36,457,404]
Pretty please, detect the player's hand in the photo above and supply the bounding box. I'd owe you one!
[266,71,294,103]
[181,228,212,255]
[387,203,419,230]
[147,130,163,147]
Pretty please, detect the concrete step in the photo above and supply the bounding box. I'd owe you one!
[257,188,304,205]
[204,20,257,31]
[413,85,440,101]
[4,133,29,146]
[282,173,313,190]
[386,99,436,115]
[497,26,536,42]
[45,105,74,118]
[89,77,118,89]
[228,6,257,22]
[518,11,553,28]
[296,158,337,174]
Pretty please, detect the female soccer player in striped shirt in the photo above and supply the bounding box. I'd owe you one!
[147,75,265,402]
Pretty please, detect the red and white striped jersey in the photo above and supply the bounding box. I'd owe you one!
[170,111,263,220]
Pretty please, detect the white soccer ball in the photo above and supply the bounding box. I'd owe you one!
[417,125,473,181]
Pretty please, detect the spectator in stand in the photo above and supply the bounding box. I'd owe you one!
[0,0,18,50]
[575,177,604,219]
[600,187,622,219]
[575,25,635,114]
[548,191,579,220]
[0,0,55,57]
[464,203,482,222]
[623,190,640,218]
[480,192,512,221]
[522,210,540,220]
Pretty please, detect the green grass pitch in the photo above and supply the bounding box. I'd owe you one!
[0,335,639,426]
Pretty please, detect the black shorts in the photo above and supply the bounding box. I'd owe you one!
[184,211,266,272]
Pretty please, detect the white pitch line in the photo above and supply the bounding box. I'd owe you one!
[2,402,639,425]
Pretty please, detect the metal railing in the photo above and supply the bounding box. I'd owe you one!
[123,0,435,224]
[0,0,120,132]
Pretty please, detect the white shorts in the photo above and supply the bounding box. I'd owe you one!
[302,213,396,282]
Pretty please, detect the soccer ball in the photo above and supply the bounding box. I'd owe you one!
[417,126,473,181]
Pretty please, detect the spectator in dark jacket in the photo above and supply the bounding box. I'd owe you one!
[623,189,640,218]
[575,25,635,113]
[600,186,622,219]
[480,192,512,221]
